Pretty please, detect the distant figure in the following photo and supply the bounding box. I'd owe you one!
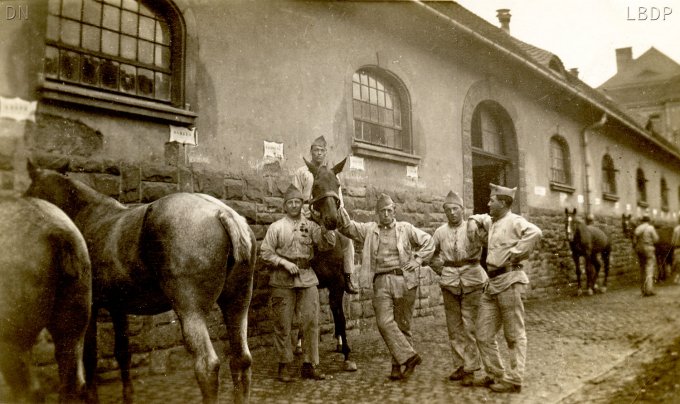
[633,214,659,297]
[670,217,680,284]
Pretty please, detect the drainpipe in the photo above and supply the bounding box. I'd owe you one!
[581,114,607,216]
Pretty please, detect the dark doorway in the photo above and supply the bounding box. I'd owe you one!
[472,156,507,214]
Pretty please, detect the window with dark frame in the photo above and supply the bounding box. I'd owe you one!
[601,154,617,195]
[637,168,648,206]
[44,0,177,104]
[471,106,505,156]
[352,69,411,153]
[549,136,571,185]
[661,177,669,211]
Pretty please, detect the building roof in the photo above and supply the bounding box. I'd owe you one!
[599,47,680,89]
[416,1,680,159]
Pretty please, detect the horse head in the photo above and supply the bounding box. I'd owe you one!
[25,160,74,209]
[621,213,634,239]
[305,157,347,230]
[564,208,581,243]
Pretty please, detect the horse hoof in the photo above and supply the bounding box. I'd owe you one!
[600,286,607,293]
[576,289,583,297]
[587,288,594,296]
[343,360,358,372]
[294,346,303,356]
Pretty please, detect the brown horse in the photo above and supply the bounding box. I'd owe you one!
[25,162,257,404]
[301,157,357,372]
[0,194,92,403]
[565,209,611,295]
[622,213,674,282]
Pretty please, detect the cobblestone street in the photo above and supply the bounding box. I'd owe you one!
[76,282,680,404]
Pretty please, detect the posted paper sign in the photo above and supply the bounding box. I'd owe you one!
[406,165,418,179]
[0,96,36,122]
[263,140,284,159]
[533,186,546,196]
[349,155,364,171]
[169,125,197,145]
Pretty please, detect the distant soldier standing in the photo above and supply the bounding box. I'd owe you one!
[633,213,659,296]
[672,217,680,283]
[430,191,488,386]
[467,184,542,393]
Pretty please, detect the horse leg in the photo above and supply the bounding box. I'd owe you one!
[591,253,601,292]
[0,343,42,402]
[585,256,595,295]
[573,255,583,296]
[84,309,99,404]
[328,287,356,371]
[601,249,611,293]
[110,310,133,404]
[217,292,253,404]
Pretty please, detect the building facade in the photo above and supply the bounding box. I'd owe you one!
[2,0,680,378]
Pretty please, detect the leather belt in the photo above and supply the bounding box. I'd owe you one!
[373,268,403,282]
[443,259,480,267]
[283,257,311,269]
[487,264,521,279]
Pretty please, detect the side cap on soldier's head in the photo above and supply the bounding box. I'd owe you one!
[311,136,327,149]
[283,184,303,203]
[376,193,394,211]
[489,183,516,200]
[442,190,463,209]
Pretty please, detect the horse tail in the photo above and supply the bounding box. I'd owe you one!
[194,194,254,265]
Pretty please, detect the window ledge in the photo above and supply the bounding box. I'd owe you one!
[637,201,649,208]
[549,182,575,194]
[39,81,197,125]
[352,141,421,165]
[602,192,619,202]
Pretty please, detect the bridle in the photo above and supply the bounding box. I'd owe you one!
[309,191,341,213]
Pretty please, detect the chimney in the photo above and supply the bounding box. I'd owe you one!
[616,47,632,72]
[569,68,579,77]
[496,9,511,34]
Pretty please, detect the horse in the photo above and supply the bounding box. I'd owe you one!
[0,194,92,403]
[622,213,674,282]
[298,157,357,372]
[25,162,257,404]
[564,209,611,295]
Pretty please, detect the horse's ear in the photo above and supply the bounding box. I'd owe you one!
[27,159,38,180]
[55,160,69,175]
[332,158,347,175]
[572,208,577,215]
[304,158,318,176]
[564,208,568,214]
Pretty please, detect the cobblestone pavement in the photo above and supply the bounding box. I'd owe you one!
[41,283,680,403]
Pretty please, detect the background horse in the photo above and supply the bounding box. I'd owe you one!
[622,213,674,282]
[301,157,357,372]
[565,209,611,295]
[0,194,91,403]
[25,162,256,404]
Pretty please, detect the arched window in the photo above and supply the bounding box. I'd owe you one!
[44,0,183,105]
[601,154,617,195]
[637,168,648,206]
[471,105,504,156]
[549,136,571,185]
[352,69,411,153]
[661,177,669,211]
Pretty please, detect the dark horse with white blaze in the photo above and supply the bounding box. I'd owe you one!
[0,194,92,403]
[565,208,611,295]
[302,157,357,372]
[25,162,257,404]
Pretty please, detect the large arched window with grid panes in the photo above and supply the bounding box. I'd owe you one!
[637,168,648,207]
[549,136,571,186]
[352,68,411,153]
[601,154,617,198]
[44,0,183,106]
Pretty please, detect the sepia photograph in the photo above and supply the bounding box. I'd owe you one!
[1,0,680,402]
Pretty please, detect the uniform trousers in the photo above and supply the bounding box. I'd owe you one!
[373,273,417,365]
[441,287,482,373]
[637,245,656,295]
[270,286,320,364]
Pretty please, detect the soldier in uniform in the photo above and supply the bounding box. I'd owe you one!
[337,193,434,380]
[633,213,659,296]
[466,184,542,393]
[260,184,336,382]
[430,191,488,386]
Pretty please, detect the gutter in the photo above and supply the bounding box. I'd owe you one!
[581,114,608,216]
[411,0,680,162]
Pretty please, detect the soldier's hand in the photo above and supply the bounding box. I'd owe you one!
[283,261,300,275]
[467,219,478,242]
[401,259,420,272]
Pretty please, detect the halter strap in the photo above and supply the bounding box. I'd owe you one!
[309,191,340,207]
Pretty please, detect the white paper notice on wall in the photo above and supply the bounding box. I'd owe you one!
[349,155,364,171]
[594,198,601,205]
[406,165,418,179]
[169,125,197,145]
[0,96,37,122]
[533,186,546,196]
[263,140,284,160]
[626,203,631,211]
[577,194,584,204]
[615,202,620,210]
[652,208,658,215]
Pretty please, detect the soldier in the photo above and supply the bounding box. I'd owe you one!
[633,213,659,296]
[260,184,336,382]
[430,191,488,386]
[293,135,358,294]
[467,184,542,393]
[337,193,434,380]
[672,217,680,284]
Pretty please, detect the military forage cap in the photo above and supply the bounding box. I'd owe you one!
[283,184,303,203]
[489,183,516,199]
[311,135,327,148]
[443,190,463,208]
[376,193,395,210]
